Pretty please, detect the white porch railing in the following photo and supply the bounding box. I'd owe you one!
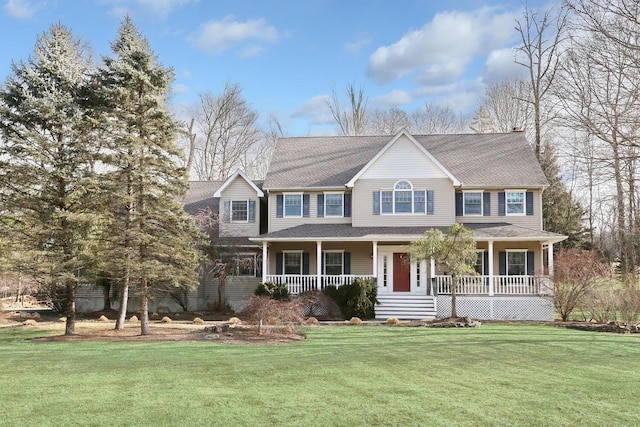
[265,275,375,295]
[433,275,551,296]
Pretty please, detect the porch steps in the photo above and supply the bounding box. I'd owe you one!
[375,295,436,320]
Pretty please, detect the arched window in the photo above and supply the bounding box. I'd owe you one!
[394,180,413,213]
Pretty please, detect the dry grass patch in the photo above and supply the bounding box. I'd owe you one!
[98,315,109,322]
[349,317,363,325]
[386,317,400,325]
[161,316,172,323]
[23,319,37,326]
[193,317,204,324]
[128,315,139,323]
[305,317,319,325]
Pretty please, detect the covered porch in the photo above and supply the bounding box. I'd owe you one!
[251,223,566,320]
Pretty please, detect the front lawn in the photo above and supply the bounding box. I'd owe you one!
[1,323,639,426]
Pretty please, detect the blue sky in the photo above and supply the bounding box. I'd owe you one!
[0,0,549,135]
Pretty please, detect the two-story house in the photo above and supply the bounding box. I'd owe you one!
[202,130,566,321]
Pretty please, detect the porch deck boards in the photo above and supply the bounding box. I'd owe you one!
[375,294,436,320]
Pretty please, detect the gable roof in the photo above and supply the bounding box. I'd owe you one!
[213,169,264,198]
[346,130,460,187]
[183,180,224,215]
[262,132,548,190]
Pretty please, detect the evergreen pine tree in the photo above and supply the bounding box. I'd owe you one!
[0,24,97,335]
[96,17,200,335]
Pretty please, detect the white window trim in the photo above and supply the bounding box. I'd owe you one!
[463,190,483,216]
[393,179,413,215]
[381,180,429,216]
[230,199,250,223]
[324,192,344,217]
[283,250,303,275]
[505,190,526,217]
[323,250,344,275]
[506,249,527,276]
[283,192,303,218]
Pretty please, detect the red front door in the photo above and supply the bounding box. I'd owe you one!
[393,253,411,292]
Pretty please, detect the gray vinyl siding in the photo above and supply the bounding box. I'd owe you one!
[352,178,455,227]
[456,189,543,230]
[219,177,261,237]
[268,191,352,233]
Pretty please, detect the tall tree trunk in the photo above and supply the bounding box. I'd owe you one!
[140,277,150,335]
[115,275,129,329]
[102,282,111,311]
[65,280,76,336]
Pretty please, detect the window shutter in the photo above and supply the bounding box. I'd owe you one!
[302,252,310,275]
[344,252,351,275]
[455,192,463,216]
[526,191,534,216]
[498,192,505,216]
[276,195,283,218]
[317,194,324,217]
[344,193,351,217]
[483,251,489,275]
[373,191,380,215]
[527,251,534,275]
[427,190,434,215]
[248,200,256,222]
[275,252,283,275]
[223,201,230,222]
[499,251,506,275]
[483,192,491,216]
[303,194,310,217]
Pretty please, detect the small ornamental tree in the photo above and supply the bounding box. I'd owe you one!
[553,248,611,321]
[409,224,477,318]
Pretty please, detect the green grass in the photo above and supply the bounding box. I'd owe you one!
[1,324,639,427]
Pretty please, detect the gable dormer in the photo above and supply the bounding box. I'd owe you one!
[215,170,264,237]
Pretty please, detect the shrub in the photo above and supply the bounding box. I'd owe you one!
[129,315,139,323]
[238,296,304,325]
[324,278,378,319]
[23,319,37,326]
[386,317,400,325]
[161,316,172,323]
[282,324,295,335]
[193,317,205,324]
[254,282,290,300]
[305,316,319,325]
[293,290,341,319]
[228,316,241,325]
[349,317,363,325]
[151,312,159,320]
[98,315,109,322]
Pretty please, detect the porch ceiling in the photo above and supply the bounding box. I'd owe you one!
[250,223,567,244]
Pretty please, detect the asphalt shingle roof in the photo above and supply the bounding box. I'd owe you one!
[250,223,566,243]
[263,132,548,189]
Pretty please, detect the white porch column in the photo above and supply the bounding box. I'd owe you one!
[430,256,436,296]
[488,240,494,296]
[547,242,554,276]
[316,241,322,290]
[372,241,378,278]
[262,242,268,283]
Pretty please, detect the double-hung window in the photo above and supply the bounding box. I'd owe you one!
[374,180,433,215]
[464,192,482,216]
[506,250,527,275]
[284,252,302,275]
[324,252,343,275]
[284,194,302,217]
[325,193,344,217]
[506,191,525,215]
[231,200,248,222]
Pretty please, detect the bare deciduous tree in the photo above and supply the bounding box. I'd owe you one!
[191,83,261,180]
[410,103,469,134]
[327,82,368,136]
[515,3,568,159]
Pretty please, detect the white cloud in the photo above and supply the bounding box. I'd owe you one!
[367,7,517,86]
[193,15,280,56]
[103,0,197,18]
[172,83,189,96]
[482,47,528,84]
[292,95,334,125]
[372,89,412,107]
[4,0,42,19]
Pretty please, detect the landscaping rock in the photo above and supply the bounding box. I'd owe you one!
[204,324,229,334]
